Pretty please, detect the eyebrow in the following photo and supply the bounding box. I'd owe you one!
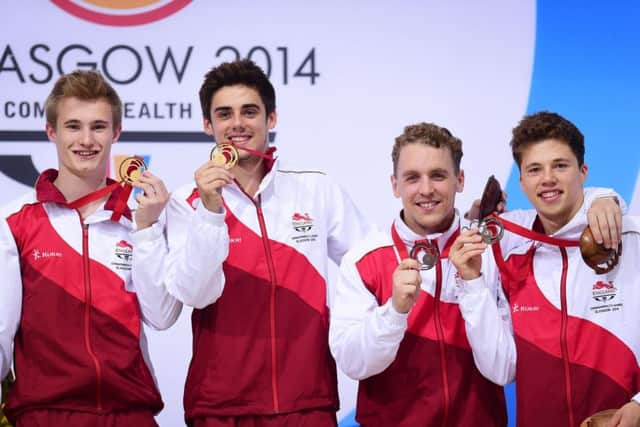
[401,167,449,177]
[213,103,261,113]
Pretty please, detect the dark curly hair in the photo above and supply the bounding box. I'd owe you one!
[391,122,463,176]
[199,59,275,121]
[511,111,584,168]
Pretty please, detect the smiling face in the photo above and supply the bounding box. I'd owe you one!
[519,138,587,234]
[204,84,276,164]
[46,96,120,182]
[391,143,464,235]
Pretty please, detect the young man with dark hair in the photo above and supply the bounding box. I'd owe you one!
[0,70,182,426]
[167,59,371,426]
[450,111,639,427]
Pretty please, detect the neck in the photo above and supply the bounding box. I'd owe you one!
[538,198,584,235]
[54,170,108,218]
[232,157,267,197]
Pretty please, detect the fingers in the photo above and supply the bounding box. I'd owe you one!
[392,259,422,313]
[449,228,486,280]
[464,199,481,220]
[195,161,235,194]
[605,408,622,427]
[588,198,623,249]
[132,171,169,201]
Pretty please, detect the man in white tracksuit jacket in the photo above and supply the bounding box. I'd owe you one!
[450,111,640,427]
[329,121,622,427]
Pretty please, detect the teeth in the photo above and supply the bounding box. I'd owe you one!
[419,201,438,208]
[76,151,97,156]
[230,136,250,142]
[540,191,559,198]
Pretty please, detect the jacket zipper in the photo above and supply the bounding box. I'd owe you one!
[559,247,574,427]
[255,196,280,413]
[434,254,450,427]
[82,222,103,411]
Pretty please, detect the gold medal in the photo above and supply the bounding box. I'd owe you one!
[118,156,147,185]
[210,143,239,169]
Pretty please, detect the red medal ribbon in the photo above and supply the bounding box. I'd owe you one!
[67,181,132,222]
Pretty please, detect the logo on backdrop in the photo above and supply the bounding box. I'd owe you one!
[51,0,192,27]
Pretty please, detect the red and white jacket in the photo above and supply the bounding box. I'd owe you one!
[0,169,182,421]
[329,211,508,427]
[460,198,639,427]
[168,157,371,422]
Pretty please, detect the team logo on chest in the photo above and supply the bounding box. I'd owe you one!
[291,212,318,243]
[592,280,617,302]
[111,240,133,271]
[590,280,623,314]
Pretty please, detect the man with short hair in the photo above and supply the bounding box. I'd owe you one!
[329,120,623,427]
[450,111,640,426]
[0,69,182,426]
[167,59,371,426]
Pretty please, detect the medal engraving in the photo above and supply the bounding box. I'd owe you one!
[410,241,439,270]
[210,143,239,169]
[118,156,147,185]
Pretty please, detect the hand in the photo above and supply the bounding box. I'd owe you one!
[449,228,487,280]
[195,160,235,213]
[465,191,507,221]
[588,197,622,250]
[133,171,169,230]
[391,258,422,314]
[607,401,640,427]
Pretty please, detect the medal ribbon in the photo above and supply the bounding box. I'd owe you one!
[390,224,460,263]
[67,181,133,222]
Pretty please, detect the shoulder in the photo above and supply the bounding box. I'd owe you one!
[342,229,393,266]
[0,191,39,220]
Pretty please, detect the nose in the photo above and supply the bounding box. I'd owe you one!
[541,166,557,185]
[231,112,244,129]
[79,127,93,146]
[418,177,434,195]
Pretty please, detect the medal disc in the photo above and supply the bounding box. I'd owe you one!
[410,241,439,270]
[118,156,147,185]
[210,143,239,169]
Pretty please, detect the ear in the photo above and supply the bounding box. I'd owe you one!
[391,174,400,198]
[203,117,214,136]
[45,122,56,142]
[267,111,277,130]
[580,163,588,184]
[112,126,122,144]
[456,169,465,193]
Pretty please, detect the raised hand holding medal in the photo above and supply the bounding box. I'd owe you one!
[117,156,169,230]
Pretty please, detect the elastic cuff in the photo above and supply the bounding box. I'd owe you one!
[131,220,163,243]
[380,300,409,328]
[196,203,226,225]
[457,274,485,295]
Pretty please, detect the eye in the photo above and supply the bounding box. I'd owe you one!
[244,108,259,118]
[526,166,540,175]
[431,173,446,181]
[215,110,231,120]
[555,162,569,169]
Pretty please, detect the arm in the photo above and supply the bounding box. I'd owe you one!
[450,228,517,385]
[0,219,21,402]
[130,171,182,329]
[329,252,413,380]
[163,192,228,309]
